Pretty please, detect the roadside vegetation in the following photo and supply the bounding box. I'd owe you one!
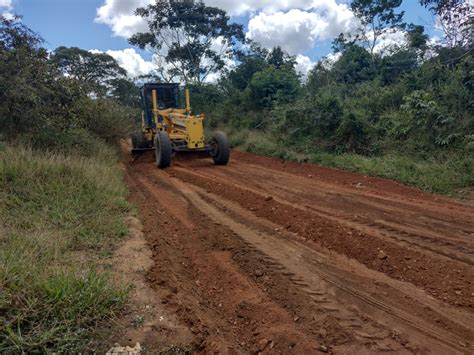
[0,16,135,352]
[0,146,130,352]
[130,0,473,195]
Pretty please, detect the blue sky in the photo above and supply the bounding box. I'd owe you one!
[3,0,438,77]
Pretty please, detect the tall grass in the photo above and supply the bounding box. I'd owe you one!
[0,144,130,353]
[225,128,474,195]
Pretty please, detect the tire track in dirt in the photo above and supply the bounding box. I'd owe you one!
[177,159,474,242]
[231,151,474,216]
[126,164,323,352]
[168,164,474,309]
[172,165,474,265]
[166,176,472,351]
[125,151,473,353]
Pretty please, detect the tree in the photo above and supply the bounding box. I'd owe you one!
[129,1,244,84]
[419,0,472,47]
[267,46,296,68]
[0,14,42,51]
[228,56,267,91]
[248,65,300,110]
[351,0,406,54]
[331,44,375,84]
[0,15,58,134]
[406,24,429,51]
[52,46,126,95]
[109,78,140,107]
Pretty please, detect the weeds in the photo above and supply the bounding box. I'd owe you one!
[0,145,130,353]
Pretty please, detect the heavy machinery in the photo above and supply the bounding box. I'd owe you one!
[131,83,229,168]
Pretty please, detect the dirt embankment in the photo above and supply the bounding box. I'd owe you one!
[119,150,474,354]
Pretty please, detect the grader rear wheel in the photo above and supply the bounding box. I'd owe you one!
[155,131,172,169]
[210,131,230,165]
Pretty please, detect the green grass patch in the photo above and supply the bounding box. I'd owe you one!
[0,144,131,353]
[225,129,474,195]
[309,152,474,195]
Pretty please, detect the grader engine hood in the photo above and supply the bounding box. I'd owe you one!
[169,114,205,149]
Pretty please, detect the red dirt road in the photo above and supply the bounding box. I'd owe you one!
[123,150,473,354]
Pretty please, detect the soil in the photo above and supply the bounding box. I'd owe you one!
[118,148,474,354]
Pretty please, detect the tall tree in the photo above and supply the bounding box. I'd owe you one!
[129,1,244,84]
[52,47,126,95]
[419,0,472,47]
[351,0,406,54]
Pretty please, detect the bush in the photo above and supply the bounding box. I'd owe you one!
[248,65,300,109]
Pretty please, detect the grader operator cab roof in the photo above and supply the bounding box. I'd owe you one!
[140,83,180,129]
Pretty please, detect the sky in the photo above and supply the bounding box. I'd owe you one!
[1,0,439,79]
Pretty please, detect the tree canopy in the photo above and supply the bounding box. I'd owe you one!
[351,0,406,54]
[52,46,127,95]
[129,1,244,83]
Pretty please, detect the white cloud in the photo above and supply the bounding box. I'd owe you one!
[204,0,315,16]
[372,30,407,54]
[91,48,155,78]
[246,2,357,55]
[95,0,151,38]
[0,0,12,9]
[1,0,13,19]
[295,54,315,79]
[320,51,342,69]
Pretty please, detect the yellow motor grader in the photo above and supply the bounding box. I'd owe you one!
[131,83,229,168]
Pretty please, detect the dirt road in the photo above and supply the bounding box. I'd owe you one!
[123,150,473,354]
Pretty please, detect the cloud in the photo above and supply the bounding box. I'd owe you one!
[320,51,342,69]
[295,54,315,78]
[0,0,12,9]
[94,0,358,83]
[91,48,155,78]
[204,0,315,16]
[372,30,407,54]
[1,0,13,19]
[95,0,151,38]
[246,2,357,54]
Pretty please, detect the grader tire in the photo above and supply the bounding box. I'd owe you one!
[210,131,230,166]
[155,131,172,169]
[131,132,146,149]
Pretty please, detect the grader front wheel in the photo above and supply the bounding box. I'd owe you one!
[210,131,230,165]
[155,131,172,169]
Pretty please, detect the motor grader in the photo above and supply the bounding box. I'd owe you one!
[131,83,229,168]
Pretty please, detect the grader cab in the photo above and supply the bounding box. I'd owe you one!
[131,83,229,168]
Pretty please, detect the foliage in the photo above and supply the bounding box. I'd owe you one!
[188,1,473,193]
[0,145,130,353]
[350,0,406,53]
[0,16,138,352]
[129,1,244,83]
[331,44,376,83]
[52,46,127,96]
[419,0,473,47]
[247,65,300,110]
[0,16,136,152]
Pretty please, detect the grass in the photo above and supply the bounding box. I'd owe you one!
[225,128,474,195]
[309,151,474,195]
[0,144,131,353]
